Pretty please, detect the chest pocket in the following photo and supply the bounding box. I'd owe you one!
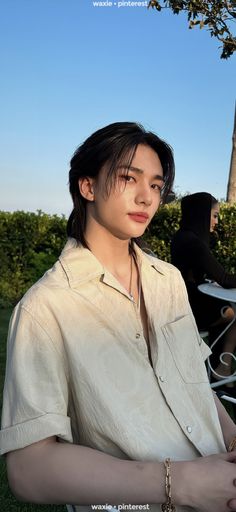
[161,315,209,384]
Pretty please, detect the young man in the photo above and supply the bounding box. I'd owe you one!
[1,122,236,512]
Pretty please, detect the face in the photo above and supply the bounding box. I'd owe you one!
[82,144,164,241]
[210,203,219,232]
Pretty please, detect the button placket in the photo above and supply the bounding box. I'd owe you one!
[130,296,144,341]
[129,284,153,365]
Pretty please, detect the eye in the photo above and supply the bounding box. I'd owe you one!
[119,174,135,183]
[151,183,162,192]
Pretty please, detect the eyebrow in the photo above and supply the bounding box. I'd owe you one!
[122,165,165,183]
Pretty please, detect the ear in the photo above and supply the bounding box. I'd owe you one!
[78,177,95,202]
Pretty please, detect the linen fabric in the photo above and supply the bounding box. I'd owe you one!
[0,238,226,512]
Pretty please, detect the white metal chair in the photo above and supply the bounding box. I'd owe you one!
[199,329,236,405]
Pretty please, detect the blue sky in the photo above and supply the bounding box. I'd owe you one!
[0,0,235,217]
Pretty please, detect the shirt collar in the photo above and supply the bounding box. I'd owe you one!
[59,237,165,288]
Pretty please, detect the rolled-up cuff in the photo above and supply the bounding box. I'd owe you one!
[0,413,72,455]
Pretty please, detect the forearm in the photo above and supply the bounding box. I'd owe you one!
[7,436,236,511]
[213,392,236,449]
[7,437,170,505]
[196,244,236,288]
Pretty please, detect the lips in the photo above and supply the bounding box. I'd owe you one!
[128,212,149,223]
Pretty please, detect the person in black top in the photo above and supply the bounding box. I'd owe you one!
[171,192,236,383]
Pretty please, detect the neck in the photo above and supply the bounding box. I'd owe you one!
[84,219,133,277]
[84,217,141,304]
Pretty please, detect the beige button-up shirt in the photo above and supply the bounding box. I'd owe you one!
[0,239,226,512]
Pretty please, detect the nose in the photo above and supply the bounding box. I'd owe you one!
[135,181,152,206]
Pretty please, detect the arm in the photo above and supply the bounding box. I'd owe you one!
[5,436,167,505]
[190,240,236,288]
[6,436,236,512]
[212,391,236,449]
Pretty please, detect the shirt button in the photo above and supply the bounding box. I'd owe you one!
[136,333,140,339]
[159,376,165,382]
[186,426,192,433]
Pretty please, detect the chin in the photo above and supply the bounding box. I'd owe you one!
[132,228,147,238]
[118,232,145,242]
[115,225,147,240]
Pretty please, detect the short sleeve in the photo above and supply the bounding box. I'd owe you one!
[0,304,72,455]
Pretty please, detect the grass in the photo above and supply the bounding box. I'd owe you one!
[0,308,66,512]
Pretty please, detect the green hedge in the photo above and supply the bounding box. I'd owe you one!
[0,211,67,308]
[0,204,235,307]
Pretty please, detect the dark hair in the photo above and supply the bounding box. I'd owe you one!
[67,121,175,247]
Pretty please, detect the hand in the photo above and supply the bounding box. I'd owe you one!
[172,451,236,512]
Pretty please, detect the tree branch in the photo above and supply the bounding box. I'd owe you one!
[148,0,236,58]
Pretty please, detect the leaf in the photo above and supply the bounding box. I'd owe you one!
[148,0,236,59]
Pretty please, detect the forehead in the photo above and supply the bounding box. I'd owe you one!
[211,203,219,212]
[131,144,163,176]
[98,143,164,191]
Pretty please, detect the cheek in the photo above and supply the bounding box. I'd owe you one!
[153,194,162,210]
[101,199,125,220]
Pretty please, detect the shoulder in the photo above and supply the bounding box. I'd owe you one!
[15,241,76,325]
[20,260,67,311]
[142,250,183,278]
[172,230,208,255]
[14,238,100,321]
[10,260,69,359]
[19,239,81,308]
[141,250,192,314]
